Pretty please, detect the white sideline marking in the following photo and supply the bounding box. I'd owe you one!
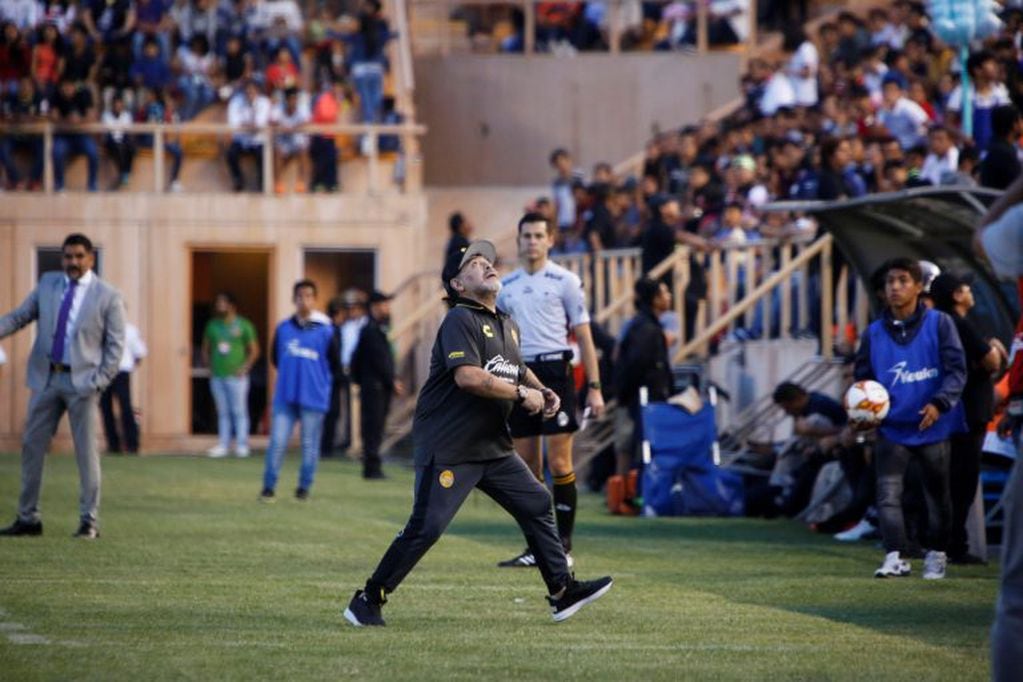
[7,634,50,645]
[0,607,50,645]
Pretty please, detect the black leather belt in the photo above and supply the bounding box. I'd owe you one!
[528,351,572,363]
[50,362,71,373]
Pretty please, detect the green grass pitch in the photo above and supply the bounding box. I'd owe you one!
[0,453,998,680]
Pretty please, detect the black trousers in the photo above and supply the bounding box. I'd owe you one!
[366,454,573,597]
[100,371,139,453]
[949,427,986,558]
[104,138,135,176]
[875,437,952,554]
[321,378,349,456]
[310,136,338,190]
[226,141,263,191]
[360,383,391,475]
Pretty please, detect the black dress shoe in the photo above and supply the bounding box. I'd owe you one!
[73,522,99,539]
[0,518,43,536]
[363,470,387,480]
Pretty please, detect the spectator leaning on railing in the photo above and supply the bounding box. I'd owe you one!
[226,78,271,191]
[271,85,310,193]
[50,75,99,192]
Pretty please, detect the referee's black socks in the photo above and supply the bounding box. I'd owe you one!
[553,472,577,553]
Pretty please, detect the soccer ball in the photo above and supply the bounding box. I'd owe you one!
[844,380,891,425]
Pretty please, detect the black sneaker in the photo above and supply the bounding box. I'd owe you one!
[295,488,309,501]
[343,589,386,627]
[949,552,988,566]
[259,488,276,503]
[498,548,536,568]
[0,518,42,536]
[73,522,99,540]
[363,470,387,480]
[547,576,613,622]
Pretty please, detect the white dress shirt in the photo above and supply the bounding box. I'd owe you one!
[59,269,95,365]
[118,323,148,372]
[228,92,273,148]
[341,315,367,369]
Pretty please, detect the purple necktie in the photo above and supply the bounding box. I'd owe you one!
[51,278,79,364]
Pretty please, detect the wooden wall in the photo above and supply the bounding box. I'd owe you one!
[414,52,742,186]
[0,192,426,453]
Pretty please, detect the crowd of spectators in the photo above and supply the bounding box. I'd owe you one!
[0,0,397,191]
[453,0,755,53]
[533,0,1023,339]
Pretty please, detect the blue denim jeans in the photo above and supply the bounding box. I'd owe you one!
[209,375,250,450]
[177,75,215,121]
[262,403,325,492]
[53,134,98,191]
[353,66,384,123]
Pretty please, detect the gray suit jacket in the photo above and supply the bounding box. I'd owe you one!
[0,271,126,395]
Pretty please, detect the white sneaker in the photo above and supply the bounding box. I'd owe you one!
[874,551,911,578]
[207,445,229,458]
[566,553,574,569]
[168,181,183,193]
[834,519,878,542]
[234,446,250,458]
[923,550,947,580]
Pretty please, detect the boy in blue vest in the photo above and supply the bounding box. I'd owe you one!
[261,280,340,502]
[854,257,966,580]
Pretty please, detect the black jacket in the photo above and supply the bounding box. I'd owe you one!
[614,307,673,407]
[350,316,394,391]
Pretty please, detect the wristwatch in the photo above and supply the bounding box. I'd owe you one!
[516,385,529,404]
[588,381,602,390]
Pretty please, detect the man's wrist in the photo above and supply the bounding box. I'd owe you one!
[516,385,528,404]
[587,381,601,391]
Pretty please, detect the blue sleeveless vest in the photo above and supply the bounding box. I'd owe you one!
[868,309,966,446]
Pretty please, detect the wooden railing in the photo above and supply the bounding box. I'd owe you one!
[0,120,426,195]
[407,0,757,56]
[377,231,871,452]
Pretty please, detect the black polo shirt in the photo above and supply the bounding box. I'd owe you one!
[412,298,526,466]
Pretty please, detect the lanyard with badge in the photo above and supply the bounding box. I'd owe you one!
[217,319,241,356]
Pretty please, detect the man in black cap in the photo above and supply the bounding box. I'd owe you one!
[444,211,473,266]
[343,241,613,626]
[930,272,1007,563]
[351,290,401,479]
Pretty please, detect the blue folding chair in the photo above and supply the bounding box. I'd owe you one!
[640,402,744,517]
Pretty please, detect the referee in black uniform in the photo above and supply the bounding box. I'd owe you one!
[343,240,613,626]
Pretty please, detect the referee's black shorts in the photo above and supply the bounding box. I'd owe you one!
[509,355,578,438]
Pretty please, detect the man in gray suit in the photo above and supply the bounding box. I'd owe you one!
[0,233,125,539]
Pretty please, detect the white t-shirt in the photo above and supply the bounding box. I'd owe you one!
[787,41,819,107]
[0,0,39,29]
[760,71,797,115]
[497,261,591,358]
[176,45,216,79]
[102,110,133,143]
[271,95,311,149]
[228,92,272,147]
[119,323,148,372]
[946,83,1011,112]
[921,148,960,186]
[878,97,929,149]
[982,203,1023,278]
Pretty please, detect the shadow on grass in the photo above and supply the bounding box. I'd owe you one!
[447,515,824,548]
[444,513,996,653]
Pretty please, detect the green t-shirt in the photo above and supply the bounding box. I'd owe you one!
[204,316,257,378]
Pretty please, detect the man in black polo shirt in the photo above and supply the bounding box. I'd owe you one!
[343,241,613,626]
